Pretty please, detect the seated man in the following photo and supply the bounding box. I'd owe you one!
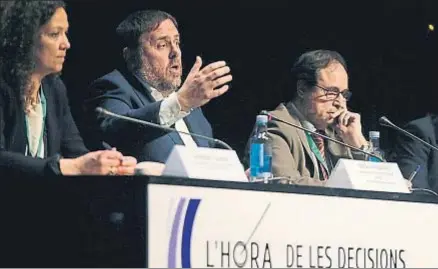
[247,50,371,186]
[84,10,232,163]
[390,113,438,194]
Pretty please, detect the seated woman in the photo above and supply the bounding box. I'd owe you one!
[0,1,137,176]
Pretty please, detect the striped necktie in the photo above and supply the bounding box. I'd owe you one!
[311,130,328,181]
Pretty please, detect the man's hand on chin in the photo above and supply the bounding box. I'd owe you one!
[334,109,368,148]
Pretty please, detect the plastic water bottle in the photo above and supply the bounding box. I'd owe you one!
[250,115,272,182]
[368,131,385,162]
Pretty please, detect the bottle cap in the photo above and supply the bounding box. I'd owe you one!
[369,131,380,138]
[256,115,268,124]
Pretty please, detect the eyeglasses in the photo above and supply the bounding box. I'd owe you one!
[314,84,352,101]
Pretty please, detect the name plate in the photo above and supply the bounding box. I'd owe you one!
[326,159,410,193]
[162,145,248,182]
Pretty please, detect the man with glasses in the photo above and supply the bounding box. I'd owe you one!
[249,49,370,185]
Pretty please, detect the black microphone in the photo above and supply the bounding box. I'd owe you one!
[95,107,233,150]
[260,110,385,162]
[379,116,438,152]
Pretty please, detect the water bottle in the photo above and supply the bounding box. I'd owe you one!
[368,131,385,162]
[249,115,272,182]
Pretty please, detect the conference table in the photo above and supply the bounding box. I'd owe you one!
[0,175,437,268]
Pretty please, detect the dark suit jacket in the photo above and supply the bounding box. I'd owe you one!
[84,68,213,163]
[392,114,438,192]
[0,75,88,176]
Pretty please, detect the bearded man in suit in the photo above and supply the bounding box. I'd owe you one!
[84,10,232,163]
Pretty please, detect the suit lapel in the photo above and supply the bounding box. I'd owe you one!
[119,69,153,106]
[183,111,208,147]
[11,105,27,154]
[325,128,352,169]
[120,69,183,145]
[284,102,319,173]
[430,114,438,146]
[42,79,53,157]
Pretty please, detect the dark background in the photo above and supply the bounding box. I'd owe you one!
[61,0,438,159]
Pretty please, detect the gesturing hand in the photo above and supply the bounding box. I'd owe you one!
[177,56,232,111]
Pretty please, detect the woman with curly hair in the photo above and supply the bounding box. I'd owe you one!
[0,1,137,176]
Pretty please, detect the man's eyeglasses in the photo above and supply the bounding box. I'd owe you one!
[314,84,352,101]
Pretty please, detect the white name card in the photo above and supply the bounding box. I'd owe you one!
[162,145,248,182]
[326,159,410,193]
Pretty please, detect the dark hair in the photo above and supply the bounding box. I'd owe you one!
[116,9,177,72]
[0,0,66,111]
[289,49,347,100]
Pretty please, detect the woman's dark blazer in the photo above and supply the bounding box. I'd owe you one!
[0,75,88,176]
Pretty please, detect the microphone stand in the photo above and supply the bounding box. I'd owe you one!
[260,111,384,162]
[379,116,438,152]
[95,107,233,150]
[379,116,438,196]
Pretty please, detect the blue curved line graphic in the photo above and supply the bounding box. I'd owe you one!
[167,198,186,268]
[181,199,201,268]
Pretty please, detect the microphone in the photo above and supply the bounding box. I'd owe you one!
[260,110,385,162]
[95,107,233,150]
[379,116,438,152]
[380,116,438,196]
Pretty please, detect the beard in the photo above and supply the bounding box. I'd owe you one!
[140,63,182,95]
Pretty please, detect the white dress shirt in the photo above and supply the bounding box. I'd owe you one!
[25,94,45,158]
[135,74,198,148]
